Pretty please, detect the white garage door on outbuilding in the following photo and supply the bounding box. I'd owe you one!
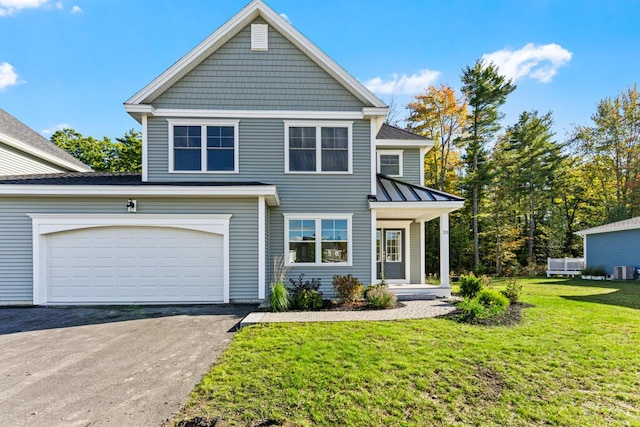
[28,214,231,305]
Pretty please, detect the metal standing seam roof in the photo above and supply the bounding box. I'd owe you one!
[576,216,640,236]
[376,123,431,141]
[374,174,464,203]
[0,109,90,170]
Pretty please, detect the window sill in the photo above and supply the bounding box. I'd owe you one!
[285,262,352,267]
[284,171,353,175]
[168,170,240,174]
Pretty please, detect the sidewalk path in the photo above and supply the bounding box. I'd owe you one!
[241,300,457,326]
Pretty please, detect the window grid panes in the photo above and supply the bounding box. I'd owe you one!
[376,230,381,262]
[172,124,236,172]
[288,125,349,173]
[321,219,348,263]
[379,154,400,176]
[288,220,316,263]
[287,218,350,265]
[321,127,348,172]
[385,230,402,262]
[174,126,202,171]
[289,127,316,172]
[206,126,235,171]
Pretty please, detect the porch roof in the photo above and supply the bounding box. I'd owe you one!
[369,174,464,221]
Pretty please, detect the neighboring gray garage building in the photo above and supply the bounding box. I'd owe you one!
[576,217,640,278]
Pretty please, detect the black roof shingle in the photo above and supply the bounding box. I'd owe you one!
[376,123,431,141]
[0,172,269,186]
[0,109,89,170]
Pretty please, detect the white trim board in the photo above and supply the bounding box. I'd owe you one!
[283,120,353,174]
[283,213,353,267]
[124,0,386,108]
[123,106,387,122]
[376,220,411,284]
[377,149,404,177]
[167,119,240,174]
[28,214,232,305]
[0,184,280,206]
[0,132,91,173]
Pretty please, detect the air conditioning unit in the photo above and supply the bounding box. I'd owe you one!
[613,266,635,280]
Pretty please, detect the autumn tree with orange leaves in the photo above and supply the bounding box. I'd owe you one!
[407,85,467,192]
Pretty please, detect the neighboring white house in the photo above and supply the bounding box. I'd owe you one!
[0,109,91,176]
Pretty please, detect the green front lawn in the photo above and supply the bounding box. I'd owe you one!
[174,278,640,426]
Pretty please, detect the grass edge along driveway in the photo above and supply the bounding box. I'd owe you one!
[172,278,640,426]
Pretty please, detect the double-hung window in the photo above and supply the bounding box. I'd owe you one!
[169,120,239,173]
[285,121,352,173]
[377,150,403,177]
[284,214,352,266]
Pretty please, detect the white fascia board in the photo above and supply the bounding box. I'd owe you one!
[369,201,465,210]
[376,139,435,149]
[0,132,91,173]
[125,1,386,108]
[141,108,369,120]
[362,107,389,117]
[575,223,640,236]
[0,184,280,206]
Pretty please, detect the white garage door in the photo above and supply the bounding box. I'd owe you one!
[45,226,225,304]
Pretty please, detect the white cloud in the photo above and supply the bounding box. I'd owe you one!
[482,43,572,83]
[0,0,50,16]
[70,4,80,13]
[363,69,441,95]
[41,123,71,135]
[54,1,62,9]
[279,13,290,23]
[0,62,20,90]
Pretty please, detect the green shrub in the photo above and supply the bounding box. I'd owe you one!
[501,278,522,304]
[365,285,397,309]
[591,265,607,276]
[292,289,323,310]
[580,266,593,275]
[459,274,483,299]
[476,289,510,312]
[268,281,290,312]
[458,298,487,321]
[332,274,364,304]
[287,274,323,310]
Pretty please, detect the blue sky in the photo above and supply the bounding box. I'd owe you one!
[1,0,639,142]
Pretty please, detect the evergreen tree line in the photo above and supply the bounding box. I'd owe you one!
[407,60,640,276]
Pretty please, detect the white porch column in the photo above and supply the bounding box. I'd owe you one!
[439,213,451,288]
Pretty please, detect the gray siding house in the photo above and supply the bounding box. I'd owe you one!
[576,217,640,277]
[0,0,463,306]
[0,109,90,176]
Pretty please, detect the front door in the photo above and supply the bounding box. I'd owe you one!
[376,228,405,280]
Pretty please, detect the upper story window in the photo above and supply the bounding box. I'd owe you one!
[284,121,353,174]
[377,150,403,177]
[168,120,239,173]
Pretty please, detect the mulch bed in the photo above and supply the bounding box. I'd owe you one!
[438,302,534,326]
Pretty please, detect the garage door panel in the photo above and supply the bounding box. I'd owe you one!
[44,226,225,304]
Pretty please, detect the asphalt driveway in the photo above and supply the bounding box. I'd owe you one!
[0,305,255,427]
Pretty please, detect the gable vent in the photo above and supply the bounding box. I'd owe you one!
[251,24,269,51]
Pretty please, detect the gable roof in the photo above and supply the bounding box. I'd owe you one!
[124,0,386,110]
[377,123,430,141]
[576,216,640,236]
[0,109,91,172]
